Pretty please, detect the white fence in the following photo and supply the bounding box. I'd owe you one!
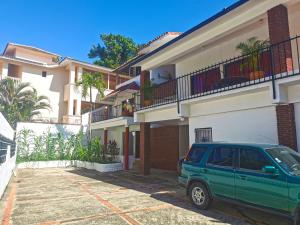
[0,113,16,199]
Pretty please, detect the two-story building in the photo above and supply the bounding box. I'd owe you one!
[90,32,183,170]
[0,43,131,124]
[132,0,300,174]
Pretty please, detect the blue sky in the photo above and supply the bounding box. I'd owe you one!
[0,0,237,63]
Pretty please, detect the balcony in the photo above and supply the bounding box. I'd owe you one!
[92,102,134,123]
[135,36,300,111]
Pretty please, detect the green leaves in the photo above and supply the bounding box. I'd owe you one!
[88,33,141,69]
[76,72,106,99]
[16,129,114,163]
[0,78,51,128]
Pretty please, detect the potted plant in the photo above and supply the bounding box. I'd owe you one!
[122,100,133,116]
[236,37,269,80]
[142,80,154,107]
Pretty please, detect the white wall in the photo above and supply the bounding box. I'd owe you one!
[151,65,175,85]
[107,126,124,155]
[0,113,16,199]
[294,103,300,150]
[189,106,278,145]
[16,122,81,137]
[21,65,68,122]
[175,18,269,77]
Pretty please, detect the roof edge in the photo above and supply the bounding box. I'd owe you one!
[132,0,249,66]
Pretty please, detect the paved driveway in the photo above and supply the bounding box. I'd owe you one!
[0,168,293,225]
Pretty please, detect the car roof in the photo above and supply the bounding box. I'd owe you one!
[191,142,281,150]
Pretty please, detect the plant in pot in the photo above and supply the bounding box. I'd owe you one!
[236,37,269,80]
[142,80,154,107]
[122,100,133,116]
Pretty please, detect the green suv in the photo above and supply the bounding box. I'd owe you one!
[178,143,300,225]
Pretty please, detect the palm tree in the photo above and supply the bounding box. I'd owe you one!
[0,78,51,128]
[236,37,269,72]
[76,72,106,141]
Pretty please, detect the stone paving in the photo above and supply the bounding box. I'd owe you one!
[0,168,293,225]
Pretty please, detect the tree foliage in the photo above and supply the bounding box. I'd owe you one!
[88,34,141,69]
[76,72,106,141]
[0,78,51,128]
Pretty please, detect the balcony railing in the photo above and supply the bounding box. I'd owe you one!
[135,36,300,111]
[92,103,134,123]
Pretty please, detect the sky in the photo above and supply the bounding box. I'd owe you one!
[0,0,237,63]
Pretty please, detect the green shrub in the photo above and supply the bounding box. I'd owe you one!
[16,128,117,164]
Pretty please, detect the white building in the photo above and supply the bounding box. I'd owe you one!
[131,0,300,174]
[0,43,131,124]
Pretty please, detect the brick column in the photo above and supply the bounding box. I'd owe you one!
[104,129,108,151]
[268,5,292,74]
[124,126,129,170]
[140,122,151,175]
[276,104,298,150]
[140,70,150,107]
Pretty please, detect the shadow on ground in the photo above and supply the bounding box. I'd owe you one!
[67,168,293,225]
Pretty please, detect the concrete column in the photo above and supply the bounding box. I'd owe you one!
[268,5,292,74]
[68,99,74,116]
[124,126,129,170]
[69,64,76,84]
[276,104,298,150]
[140,122,151,175]
[140,70,150,107]
[2,61,8,79]
[107,73,110,90]
[75,100,81,116]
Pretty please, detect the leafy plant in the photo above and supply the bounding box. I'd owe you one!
[142,80,154,101]
[16,128,117,164]
[0,78,51,128]
[76,72,106,142]
[236,37,269,72]
[107,140,120,161]
[89,34,142,69]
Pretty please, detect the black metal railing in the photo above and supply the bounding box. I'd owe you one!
[92,103,134,123]
[135,36,300,111]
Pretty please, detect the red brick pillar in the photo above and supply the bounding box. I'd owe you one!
[124,126,129,170]
[104,129,108,151]
[276,104,298,150]
[140,122,151,175]
[140,70,150,107]
[268,5,292,74]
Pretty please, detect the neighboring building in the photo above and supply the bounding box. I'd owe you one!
[0,43,131,124]
[131,0,300,174]
[90,32,181,169]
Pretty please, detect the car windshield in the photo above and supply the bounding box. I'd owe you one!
[266,147,300,175]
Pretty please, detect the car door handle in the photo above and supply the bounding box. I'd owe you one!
[238,175,247,180]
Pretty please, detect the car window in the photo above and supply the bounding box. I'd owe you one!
[186,147,207,164]
[207,147,235,167]
[239,148,271,171]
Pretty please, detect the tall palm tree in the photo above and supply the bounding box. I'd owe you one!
[76,72,106,141]
[0,78,51,128]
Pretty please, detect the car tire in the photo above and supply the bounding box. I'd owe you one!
[189,182,211,210]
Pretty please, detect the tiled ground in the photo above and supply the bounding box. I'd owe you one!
[0,168,293,225]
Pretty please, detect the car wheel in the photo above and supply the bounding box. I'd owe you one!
[189,182,211,210]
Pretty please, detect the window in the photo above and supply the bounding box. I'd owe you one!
[207,147,235,167]
[239,148,271,171]
[186,147,207,164]
[195,128,212,143]
[42,71,47,77]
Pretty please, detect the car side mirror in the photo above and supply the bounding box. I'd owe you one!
[262,165,278,175]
